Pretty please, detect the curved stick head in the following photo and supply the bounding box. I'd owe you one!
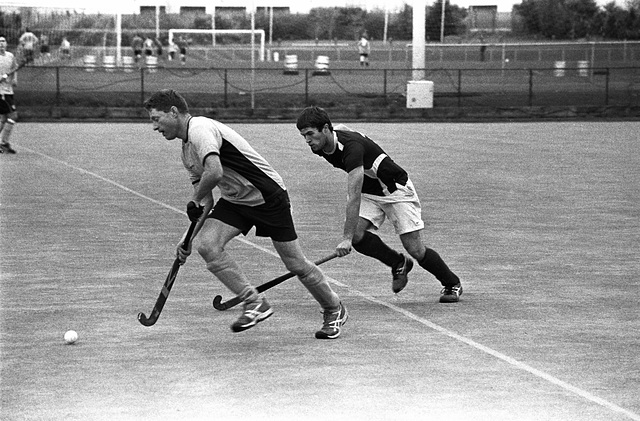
[212,295,226,311]
[138,312,156,326]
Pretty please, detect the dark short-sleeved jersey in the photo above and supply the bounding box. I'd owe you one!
[316,128,408,196]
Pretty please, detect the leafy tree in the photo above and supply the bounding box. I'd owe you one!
[425,0,467,40]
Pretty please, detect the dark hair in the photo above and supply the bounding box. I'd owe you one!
[143,89,189,113]
[296,106,333,132]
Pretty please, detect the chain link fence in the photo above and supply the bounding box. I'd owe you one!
[14,61,640,112]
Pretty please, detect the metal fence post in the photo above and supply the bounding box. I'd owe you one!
[457,69,462,108]
[140,67,145,106]
[383,69,387,99]
[224,69,228,108]
[55,66,60,106]
[305,69,309,105]
[528,68,533,106]
[605,68,610,106]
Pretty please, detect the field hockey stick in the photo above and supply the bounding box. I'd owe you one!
[212,252,339,311]
[137,217,198,327]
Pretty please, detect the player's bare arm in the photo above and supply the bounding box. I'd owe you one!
[337,166,364,256]
[192,153,222,205]
[178,154,221,263]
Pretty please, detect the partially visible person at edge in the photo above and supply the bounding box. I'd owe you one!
[296,106,463,303]
[143,89,348,339]
[0,35,19,154]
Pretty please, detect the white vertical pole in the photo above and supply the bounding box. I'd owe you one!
[412,0,426,81]
[269,6,273,45]
[116,12,122,65]
[440,0,445,43]
[155,5,160,39]
[383,6,389,44]
[250,1,255,109]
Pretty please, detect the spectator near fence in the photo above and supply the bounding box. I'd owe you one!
[144,37,154,57]
[60,37,71,60]
[358,34,370,67]
[131,34,143,63]
[167,39,177,61]
[39,33,50,62]
[177,36,189,65]
[154,37,163,59]
[19,28,38,64]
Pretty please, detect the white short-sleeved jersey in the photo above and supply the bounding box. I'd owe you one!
[0,51,16,95]
[182,117,287,207]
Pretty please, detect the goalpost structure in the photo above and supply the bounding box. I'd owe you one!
[168,29,266,62]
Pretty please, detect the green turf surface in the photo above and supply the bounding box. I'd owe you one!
[1,121,638,421]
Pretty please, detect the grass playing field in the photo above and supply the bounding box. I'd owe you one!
[1,121,638,421]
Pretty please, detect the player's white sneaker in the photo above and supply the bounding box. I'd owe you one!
[315,302,348,339]
[231,298,273,332]
[439,283,463,303]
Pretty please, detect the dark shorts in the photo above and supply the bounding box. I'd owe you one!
[209,191,298,242]
[0,94,16,115]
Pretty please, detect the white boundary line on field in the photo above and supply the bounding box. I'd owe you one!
[23,146,640,421]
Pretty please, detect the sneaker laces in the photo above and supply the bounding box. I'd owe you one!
[441,285,461,295]
[321,308,343,329]
[393,257,407,277]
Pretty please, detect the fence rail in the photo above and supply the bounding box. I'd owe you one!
[14,63,640,111]
[22,40,640,67]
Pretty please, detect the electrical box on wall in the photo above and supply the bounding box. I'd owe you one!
[406,80,434,108]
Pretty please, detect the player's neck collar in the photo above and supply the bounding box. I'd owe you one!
[322,132,337,154]
[183,115,193,143]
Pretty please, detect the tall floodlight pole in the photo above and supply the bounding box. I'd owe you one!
[156,5,160,39]
[412,0,426,81]
[116,11,122,66]
[250,1,256,109]
[440,0,446,43]
[383,5,389,44]
[269,6,273,45]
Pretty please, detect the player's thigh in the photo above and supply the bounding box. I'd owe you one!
[359,196,386,229]
[194,218,242,257]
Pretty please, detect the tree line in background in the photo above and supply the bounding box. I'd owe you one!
[0,0,639,48]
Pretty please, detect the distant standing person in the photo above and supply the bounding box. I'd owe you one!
[0,35,19,154]
[358,35,370,67]
[167,39,177,61]
[131,34,143,63]
[39,33,50,61]
[19,28,38,64]
[142,89,348,339]
[177,36,188,65]
[60,37,71,60]
[154,37,163,59]
[143,37,155,57]
[296,106,463,303]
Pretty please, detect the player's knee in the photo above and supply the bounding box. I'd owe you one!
[296,263,323,287]
[195,236,224,261]
[282,257,310,276]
